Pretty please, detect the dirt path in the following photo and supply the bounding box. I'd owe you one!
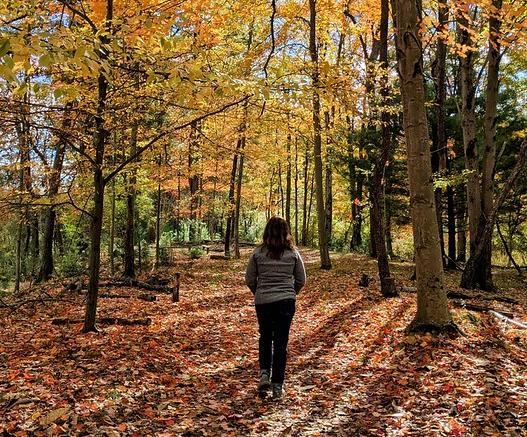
[1,251,526,436]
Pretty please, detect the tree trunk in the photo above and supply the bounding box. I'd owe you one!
[188,120,201,243]
[83,0,113,333]
[394,0,453,331]
[309,0,331,269]
[286,131,292,228]
[458,8,481,258]
[224,139,240,257]
[462,0,503,289]
[474,0,502,290]
[302,146,309,246]
[109,175,116,275]
[446,184,456,268]
[370,0,396,297]
[432,0,449,268]
[294,137,299,243]
[461,140,527,288]
[456,185,467,261]
[324,111,333,246]
[155,158,162,269]
[233,117,247,259]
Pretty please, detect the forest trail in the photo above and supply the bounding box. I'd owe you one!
[1,250,527,436]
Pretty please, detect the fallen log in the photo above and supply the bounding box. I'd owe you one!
[450,301,514,319]
[99,293,156,302]
[99,278,173,294]
[210,255,230,260]
[52,318,151,326]
[399,287,518,305]
[489,310,527,329]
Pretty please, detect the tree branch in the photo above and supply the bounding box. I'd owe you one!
[103,95,251,186]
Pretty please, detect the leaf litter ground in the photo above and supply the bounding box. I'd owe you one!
[1,250,526,436]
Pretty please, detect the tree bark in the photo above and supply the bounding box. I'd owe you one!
[309,0,331,269]
[224,139,240,257]
[458,7,481,258]
[394,0,453,331]
[324,111,333,246]
[37,134,66,281]
[371,0,396,297]
[432,0,449,268]
[302,146,309,246]
[83,0,113,333]
[461,140,527,288]
[286,130,292,228]
[475,0,503,290]
[188,120,201,243]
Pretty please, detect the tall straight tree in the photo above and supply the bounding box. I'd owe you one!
[393,0,454,331]
[308,0,331,269]
[370,0,397,297]
[462,0,503,290]
[83,0,113,333]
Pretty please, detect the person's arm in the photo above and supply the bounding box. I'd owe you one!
[293,250,306,293]
[245,252,258,294]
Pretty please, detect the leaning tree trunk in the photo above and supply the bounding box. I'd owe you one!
[309,0,331,269]
[394,0,454,331]
[461,139,527,288]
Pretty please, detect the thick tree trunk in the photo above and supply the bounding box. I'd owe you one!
[309,0,331,269]
[394,0,453,331]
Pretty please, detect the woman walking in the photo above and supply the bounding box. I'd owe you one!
[245,216,306,399]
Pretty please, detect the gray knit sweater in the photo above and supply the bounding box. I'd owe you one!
[245,246,306,305]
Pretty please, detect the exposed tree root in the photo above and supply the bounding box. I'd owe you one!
[406,320,462,337]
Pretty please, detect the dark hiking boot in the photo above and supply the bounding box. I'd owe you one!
[258,370,270,392]
[272,383,283,399]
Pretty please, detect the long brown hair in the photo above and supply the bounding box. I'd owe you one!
[261,216,294,259]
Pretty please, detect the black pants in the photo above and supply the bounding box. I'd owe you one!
[255,299,295,384]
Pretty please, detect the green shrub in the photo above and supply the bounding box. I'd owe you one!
[188,246,204,259]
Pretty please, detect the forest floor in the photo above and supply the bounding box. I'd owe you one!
[1,249,527,436]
